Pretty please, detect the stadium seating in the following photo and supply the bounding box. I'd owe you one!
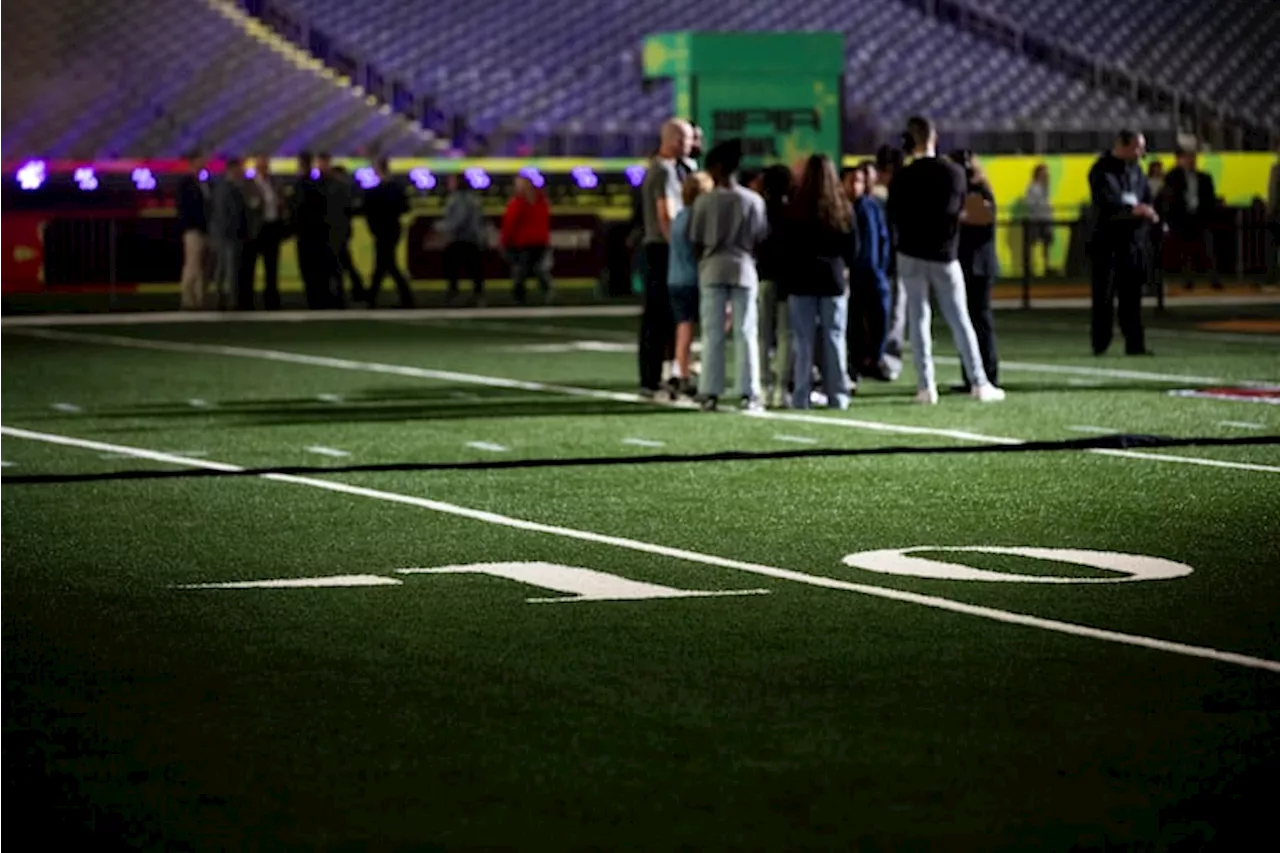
[284,0,1162,141]
[960,0,1280,127]
[0,0,435,157]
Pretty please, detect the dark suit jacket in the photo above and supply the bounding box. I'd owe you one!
[1160,167,1217,234]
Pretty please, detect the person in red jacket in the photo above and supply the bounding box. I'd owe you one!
[500,176,553,303]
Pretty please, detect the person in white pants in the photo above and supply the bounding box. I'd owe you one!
[887,117,1006,404]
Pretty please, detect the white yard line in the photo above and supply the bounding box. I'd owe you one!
[1067,425,1119,434]
[1219,421,1265,430]
[621,438,666,448]
[1087,448,1280,474]
[10,328,1277,475]
[51,402,82,413]
[316,393,344,403]
[4,424,1278,674]
[187,398,214,409]
[465,441,508,452]
[1,460,15,467]
[305,446,351,458]
[773,434,818,444]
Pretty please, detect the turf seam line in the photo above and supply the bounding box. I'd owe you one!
[4,424,1279,674]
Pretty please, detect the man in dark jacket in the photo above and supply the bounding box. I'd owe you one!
[362,157,415,308]
[291,151,336,309]
[849,162,892,384]
[319,154,364,305]
[1160,148,1221,290]
[1088,130,1159,355]
[209,157,249,311]
[436,172,487,306]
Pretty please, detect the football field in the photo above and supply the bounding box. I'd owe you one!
[3,303,1279,851]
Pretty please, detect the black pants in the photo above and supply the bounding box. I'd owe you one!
[848,271,891,379]
[1091,239,1146,355]
[241,221,284,309]
[337,241,365,301]
[444,240,484,297]
[1171,225,1220,287]
[367,228,414,308]
[960,272,998,387]
[509,246,551,302]
[298,237,341,309]
[638,243,673,391]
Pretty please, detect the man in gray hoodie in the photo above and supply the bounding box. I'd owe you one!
[437,173,488,305]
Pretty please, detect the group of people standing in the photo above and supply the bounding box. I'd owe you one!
[177,153,414,311]
[637,115,1006,410]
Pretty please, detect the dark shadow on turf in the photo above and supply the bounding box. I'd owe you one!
[5,434,1278,486]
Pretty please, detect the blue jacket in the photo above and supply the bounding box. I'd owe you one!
[854,195,890,280]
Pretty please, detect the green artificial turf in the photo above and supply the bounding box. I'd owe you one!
[3,305,1279,851]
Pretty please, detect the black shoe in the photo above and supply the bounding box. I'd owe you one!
[700,395,718,412]
[949,383,972,395]
[638,387,658,400]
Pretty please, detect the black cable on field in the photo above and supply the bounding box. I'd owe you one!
[3,433,1279,486]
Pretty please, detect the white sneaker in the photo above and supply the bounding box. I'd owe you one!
[971,384,1007,403]
[914,387,939,405]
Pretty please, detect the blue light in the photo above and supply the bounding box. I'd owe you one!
[518,166,545,188]
[571,166,599,190]
[17,160,47,190]
[131,167,157,191]
[354,166,380,189]
[464,167,490,190]
[198,168,210,182]
[408,168,436,190]
[74,167,99,191]
[625,164,646,188]
[310,167,321,180]
[244,167,257,179]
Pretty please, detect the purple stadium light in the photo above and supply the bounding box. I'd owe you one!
[198,168,210,182]
[244,167,256,179]
[17,160,47,191]
[408,168,436,191]
[354,166,380,189]
[131,167,157,191]
[464,167,490,190]
[571,166,599,190]
[310,167,320,180]
[625,164,646,188]
[519,166,545,188]
[74,167,99,192]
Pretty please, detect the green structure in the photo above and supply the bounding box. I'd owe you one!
[642,31,845,168]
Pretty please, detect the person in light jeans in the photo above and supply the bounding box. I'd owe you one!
[888,116,1005,404]
[689,139,768,411]
[782,154,858,410]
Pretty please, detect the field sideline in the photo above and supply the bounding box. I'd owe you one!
[3,303,1279,850]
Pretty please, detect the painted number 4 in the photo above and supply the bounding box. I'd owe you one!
[179,562,770,603]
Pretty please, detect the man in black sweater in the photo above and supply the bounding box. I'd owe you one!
[887,117,1005,404]
[1088,129,1158,355]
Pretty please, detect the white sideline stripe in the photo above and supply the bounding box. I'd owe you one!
[466,441,508,452]
[13,327,1280,474]
[306,446,351,458]
[3,424,1278,674]
[1219,421,1265,429]
[1087,448,1280,474]
[1,460,14,467]
[622,438,665,448]
[933,355,1231,385]
[316,393,344,403]
[187,398,214,409]
[773,434,818,444]
[1068,425,1119,434]
[52,403,82,413]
